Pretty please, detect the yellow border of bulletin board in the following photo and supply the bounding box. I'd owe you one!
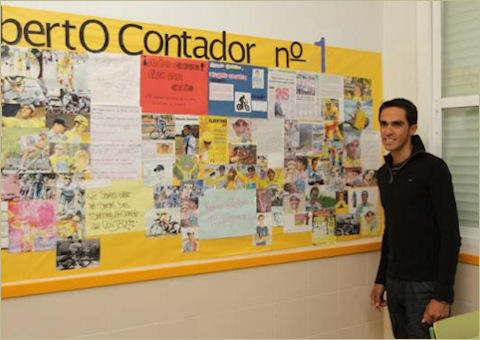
[0,5,391,298]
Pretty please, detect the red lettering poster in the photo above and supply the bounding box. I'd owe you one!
[141,56,208,115]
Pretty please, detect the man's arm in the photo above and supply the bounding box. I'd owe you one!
[429,159,461,303]
[371,225,389,310]
[422,159,461,324]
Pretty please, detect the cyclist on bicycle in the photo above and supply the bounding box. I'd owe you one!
[18,131,48,170]
[156,116,166,131]
[58,176,77,214]
[57,52,74,90]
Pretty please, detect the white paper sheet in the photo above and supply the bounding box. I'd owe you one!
[90,144,142,180]
[256,118,284,154]
[361,130,382,169]
[296,71,321,120]
[87,53,140,106]
[90,105,142,145]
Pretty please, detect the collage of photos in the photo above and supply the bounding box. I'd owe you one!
[1,46,94,270]
[2,46,382,265]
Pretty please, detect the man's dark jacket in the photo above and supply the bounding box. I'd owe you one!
[375,135,461,303]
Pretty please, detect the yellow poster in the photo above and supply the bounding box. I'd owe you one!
[85,180,153,236]
[1,6,383,298]
[1,5,323,72]
[199,116,229,164]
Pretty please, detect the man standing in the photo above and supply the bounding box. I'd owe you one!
[182,125,196,155]
[370,98,461,338]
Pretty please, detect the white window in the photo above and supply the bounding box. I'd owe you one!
[433,1,479,232]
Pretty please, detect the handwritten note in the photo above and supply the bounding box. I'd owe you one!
[90,105,142,145]
[85,180,153,236]
[198,189,256,239]
[90,144,142,180]
[87,53,140,106]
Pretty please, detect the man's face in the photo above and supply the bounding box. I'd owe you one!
[77,123,87,133]
[354,84,362,97]
[219,167,225,175]
[233,120,247,135]
[267,170,275,181]
[311,159,318,169]
[361,192,368,203]
[310,189,319,200]
[290,197,300,209]
[11,81,24,94]
[19,106,33,118]
[346,140,359,159]
[183,127,190,135]
[296,160,306,171]
[160,144,169,153]
[379,106,417,153]
[53,123,65,134]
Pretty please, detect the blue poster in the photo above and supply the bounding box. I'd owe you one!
[198,189,257,239]
[208,62,268,118]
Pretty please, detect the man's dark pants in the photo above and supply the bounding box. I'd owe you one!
[386,278,436,339]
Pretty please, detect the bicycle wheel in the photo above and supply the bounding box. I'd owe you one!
[170,222,180,234]
[77,257,92,268]
[149,222,162,236]
[149,128,160,140]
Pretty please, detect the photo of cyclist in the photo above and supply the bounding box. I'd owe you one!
[2,75,47,105]
[230,118,255,144]
[64,115,90,144]
[1,46,42,79]
[49,143,73,173]
[2,104,45,128]
[18,131,49,171]
[47,117,67,143]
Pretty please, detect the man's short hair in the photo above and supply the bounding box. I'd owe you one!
[53,118,66,126]
[379,98,418,126]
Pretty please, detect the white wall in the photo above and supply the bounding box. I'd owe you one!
[3,1,384,52]
[1,252,384,339]
[1,2,447,339]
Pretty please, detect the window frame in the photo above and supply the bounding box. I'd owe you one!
[431,1,479,240]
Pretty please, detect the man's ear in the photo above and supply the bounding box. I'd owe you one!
[409,123,418,136]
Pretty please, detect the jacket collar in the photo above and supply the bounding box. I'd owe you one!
[384,134,426,167]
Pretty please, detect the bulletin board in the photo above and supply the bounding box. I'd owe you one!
[0,6,383,297]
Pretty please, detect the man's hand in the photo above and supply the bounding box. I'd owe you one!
[421,299,450,324]
[370,283,386,311]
